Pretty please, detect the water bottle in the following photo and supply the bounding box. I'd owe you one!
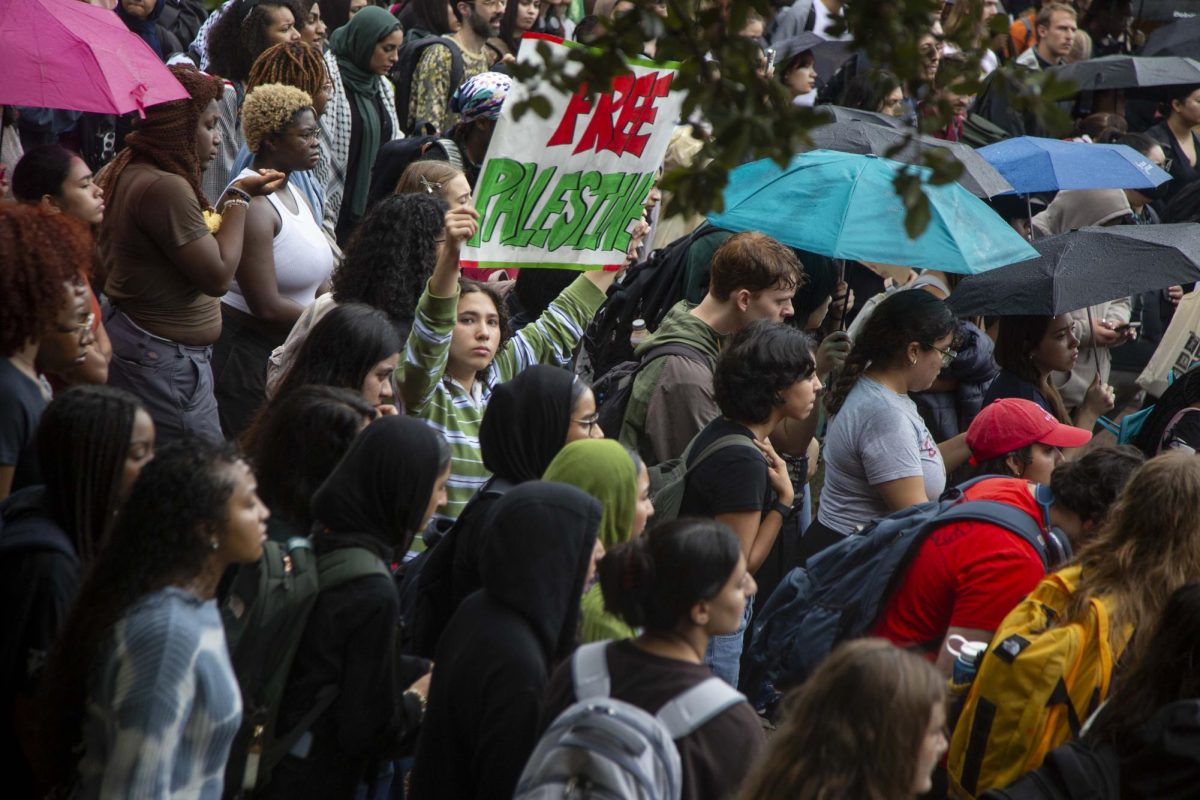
[629,318,648,347]
[951,639,988,686]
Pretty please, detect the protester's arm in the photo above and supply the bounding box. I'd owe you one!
[937,433,971,473]
[0,466,13,503]
[717,439,794,574]
[234,195,307,329]
[1071,374,1115,442]
[644,359,719,463]
[875,476,930,513]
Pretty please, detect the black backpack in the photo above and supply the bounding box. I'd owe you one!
[592,342,708,445]
[579,225,726,383]
[367,134,462,209]
[389,31,466,135]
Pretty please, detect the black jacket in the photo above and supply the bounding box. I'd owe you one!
[407,482,601,800]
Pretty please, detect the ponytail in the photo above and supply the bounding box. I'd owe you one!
[598,518,741,633]
[824,350,870,415]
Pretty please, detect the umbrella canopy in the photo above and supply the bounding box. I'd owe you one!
[1139,16,1200,57]
[948,224,1200,317]
[801,119,1014,197]
[772,33,853,83]
[977,136,1172,195]
[815,103,903,128]
[0,0,188,115]
[706,150,1039,275]
[1047,55,1200,90]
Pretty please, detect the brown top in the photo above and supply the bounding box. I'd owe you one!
[101,163,218,344]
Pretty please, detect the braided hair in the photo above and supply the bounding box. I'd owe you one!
[96,65,223,211]
[247,40,329,97]
[824,289,956,414]
[37,386,145,566]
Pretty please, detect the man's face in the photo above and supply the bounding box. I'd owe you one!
[1038,11,1078,61]
[462,0,505,38]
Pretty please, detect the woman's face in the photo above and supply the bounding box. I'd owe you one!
[700,553,756,636]
[631,462,653,538]
[1031,314,1079,375]
[908,331,954,393]
[263,5,302,47]
[195,100,222,171]
[779,372,822,422]
[419,463,452,532]
[783,59,817,97]
[565,386,603,444]
[120,0,157,20]
[118,409,156,502]
[38,279,94,373]
[1008,442,1063,486]
[312,75,334,117]
[442,173,473,208]
[269,108,321,172]
[361,352,400,407]
[880,86,905,117]
[370,29,405,75]
[348,0,368,17]
[449,291,502,377]
[1173,89,1200,128]
[515,0,540,32]
[300,2,328,48]
[51,157,105,225]
[217,459,270,565]
[913,702,949,796]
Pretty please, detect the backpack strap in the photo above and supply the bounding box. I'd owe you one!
[316,546,391,590]
[924,499,1051,571]
[571,641,612,701]
[683,433,763,474]
[656,677,746,740]
[438,137,463,172]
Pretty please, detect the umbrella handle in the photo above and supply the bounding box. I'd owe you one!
[837,259,849,332]
[1086,305,1101,373]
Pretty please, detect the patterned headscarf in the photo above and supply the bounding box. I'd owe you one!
[449,72,512,126]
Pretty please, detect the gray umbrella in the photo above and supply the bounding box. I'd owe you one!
[815,103,903,128]
[1046,55,1200,90]
[801,118,1014,197]
[948,224,1200,317]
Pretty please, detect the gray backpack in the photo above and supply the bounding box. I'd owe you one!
[514,642,745,799]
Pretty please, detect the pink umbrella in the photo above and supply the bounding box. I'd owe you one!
[0,0,189,117]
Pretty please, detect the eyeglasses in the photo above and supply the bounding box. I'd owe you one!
[478,0,504,7]
[295,127,322,142]
[927,343,958,368]
[1155,158,1173,173]
[57,311,95,336]
[573,414,601,436]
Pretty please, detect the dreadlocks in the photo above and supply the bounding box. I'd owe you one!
[247,40,329,99]
[96,65,223,211]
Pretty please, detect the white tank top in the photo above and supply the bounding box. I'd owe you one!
[222,168,334,316]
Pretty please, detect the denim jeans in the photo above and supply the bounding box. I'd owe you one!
[705,596,755,689]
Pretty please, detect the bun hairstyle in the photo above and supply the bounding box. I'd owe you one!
[598,518,740,632]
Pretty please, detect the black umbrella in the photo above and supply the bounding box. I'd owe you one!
[1139,16,1200,57]
[1047,55,1200,90]
[814,103,903,128]
[948,224,1200,317]
[801,119,1014,197]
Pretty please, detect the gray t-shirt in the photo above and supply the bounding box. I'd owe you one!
[818,376,946,535]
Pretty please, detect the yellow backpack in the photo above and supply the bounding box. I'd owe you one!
[946,565,1132,799]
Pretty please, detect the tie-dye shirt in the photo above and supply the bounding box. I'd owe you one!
[77,587,242,800]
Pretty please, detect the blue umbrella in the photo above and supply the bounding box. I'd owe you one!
[977,136,1172,195]
[706,150,1038,274]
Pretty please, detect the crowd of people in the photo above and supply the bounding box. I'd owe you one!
[6,0,1200,799]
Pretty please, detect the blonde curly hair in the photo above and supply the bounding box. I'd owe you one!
[242,83,314,154]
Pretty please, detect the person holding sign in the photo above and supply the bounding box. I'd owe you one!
[400,207,616,527]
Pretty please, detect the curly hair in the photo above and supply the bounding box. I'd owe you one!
[739,638,946,800]
[1050,445,1144,528]
[38,386,145,567]
[714,320,816,424]
[207,0,306,84]
[96,64,223,210]
[39,438,243,784]
[824,290,956,414]
[242,83,313,153]
[247,40,329,98]
[333,193,447,335]
[395,159,464,198]
[0,205,91,357]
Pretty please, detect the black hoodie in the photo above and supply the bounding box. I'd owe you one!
[408,481,601,800]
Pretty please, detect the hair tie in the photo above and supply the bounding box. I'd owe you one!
[236,0,264,25]
[418,176,442,194]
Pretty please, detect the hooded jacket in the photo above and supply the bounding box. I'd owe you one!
[912,319,999,442]
[263,417,443,799]
[408,482,601,800]
[1032,190,1134,409]
[618,300,724,464]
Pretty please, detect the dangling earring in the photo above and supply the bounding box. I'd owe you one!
[210,538,219,551]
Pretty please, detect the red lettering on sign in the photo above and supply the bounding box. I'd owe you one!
[545,71,674,157]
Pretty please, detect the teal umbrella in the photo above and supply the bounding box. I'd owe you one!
[706,150,1039,274]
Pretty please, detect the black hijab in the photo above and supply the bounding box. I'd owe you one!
[312,416,445,556]
[479,365,576,483]
[481,481,600,663]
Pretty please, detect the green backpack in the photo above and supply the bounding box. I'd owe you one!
[648,433,763,522]
[221,537,390,796]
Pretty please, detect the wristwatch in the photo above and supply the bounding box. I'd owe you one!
[770,500,795,520]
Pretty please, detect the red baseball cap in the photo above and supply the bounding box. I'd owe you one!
[966,398,1092,464]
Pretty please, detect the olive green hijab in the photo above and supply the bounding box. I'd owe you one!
[543,439,638,549]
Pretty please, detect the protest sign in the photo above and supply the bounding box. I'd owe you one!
[461,33,685,271]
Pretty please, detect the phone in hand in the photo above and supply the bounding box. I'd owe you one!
[1113,321,1142,335]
